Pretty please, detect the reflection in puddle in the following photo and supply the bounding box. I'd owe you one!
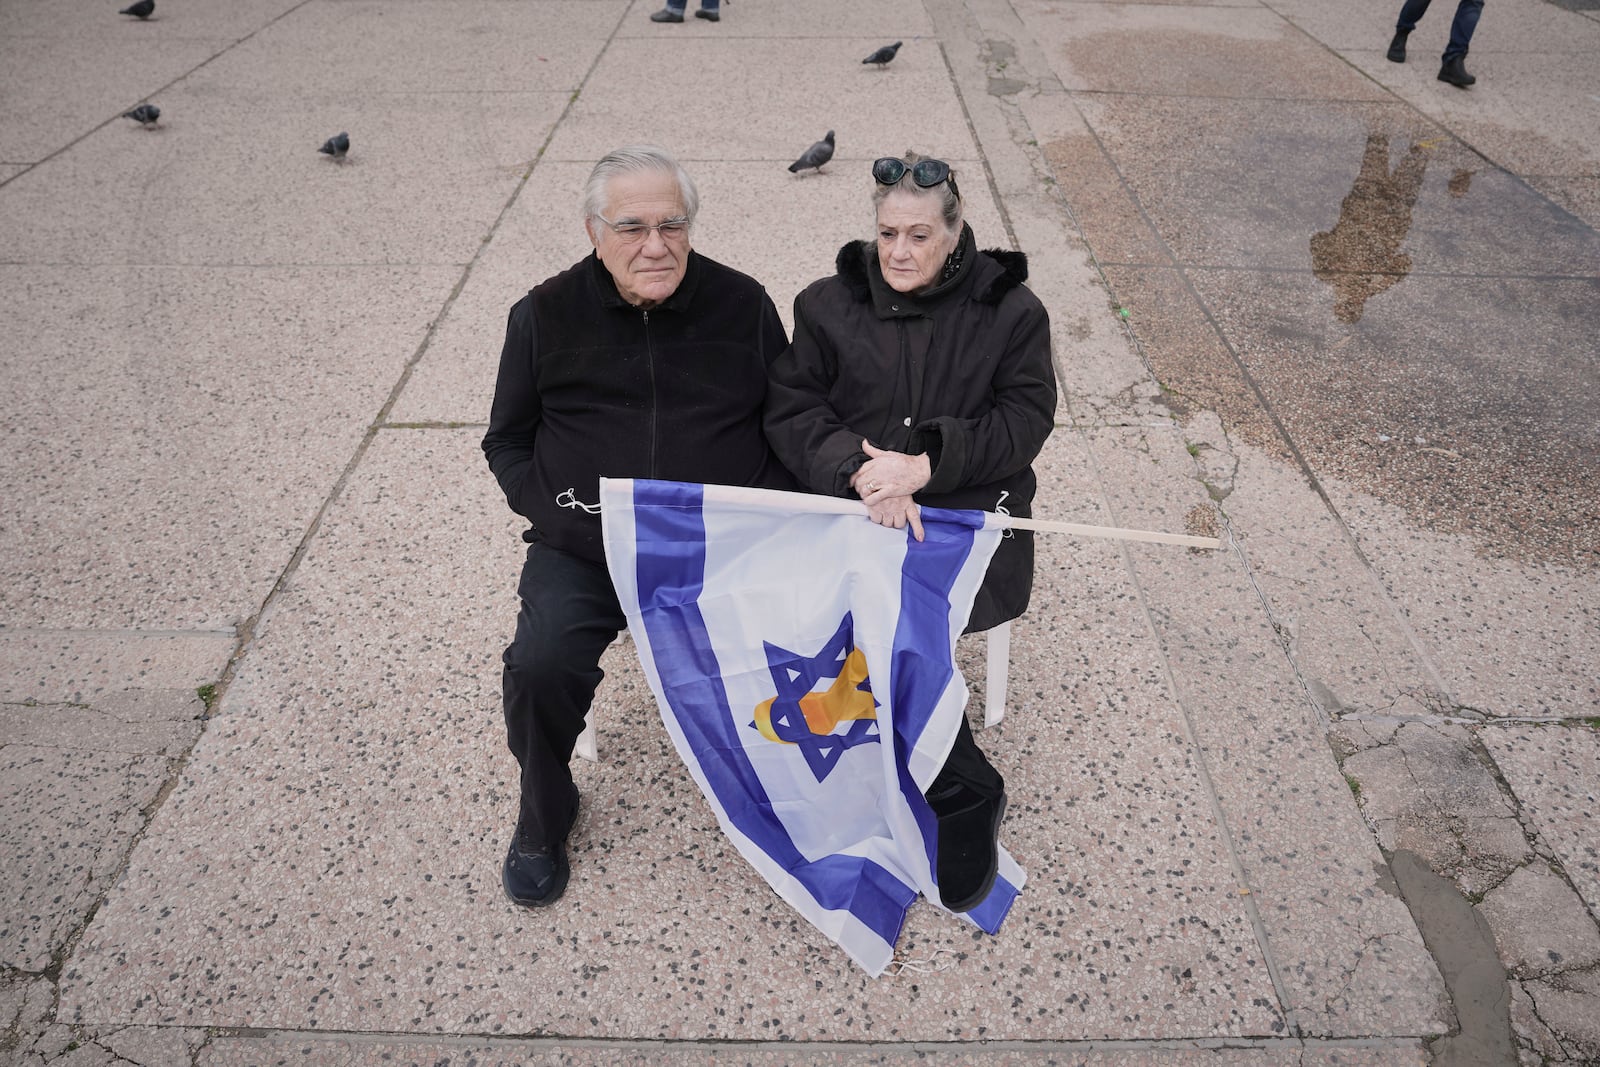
[1310,133,1433,323]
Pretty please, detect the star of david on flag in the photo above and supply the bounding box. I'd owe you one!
[601,478,1026,976]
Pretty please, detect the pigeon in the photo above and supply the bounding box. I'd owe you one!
[123,103,160,127]
[318,132,350,161]
[119,0,154,18]
[863,41,902,67]
[787,130,834,175]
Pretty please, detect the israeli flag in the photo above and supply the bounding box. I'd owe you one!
[600,479,1025,976]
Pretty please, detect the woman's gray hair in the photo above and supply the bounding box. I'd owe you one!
[871,149,962,233]
[581,145,699,223]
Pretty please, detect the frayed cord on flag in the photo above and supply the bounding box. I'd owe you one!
[556,488,601,514]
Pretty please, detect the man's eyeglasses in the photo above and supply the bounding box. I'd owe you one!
[592,214,690,244]
[872,157,960,201]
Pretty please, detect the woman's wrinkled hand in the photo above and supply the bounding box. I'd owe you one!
[852,439,931,504]
[865,494,925,542]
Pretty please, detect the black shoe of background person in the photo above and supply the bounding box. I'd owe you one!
[1386,30,1408,62]
[927,781,1007,912]
[502,791,579,908]
[694,8,719,20]
[649,7,684,21]
[1438,57,1476,87]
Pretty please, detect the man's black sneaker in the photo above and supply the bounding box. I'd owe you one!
[1438,57,1476,87]
[649,7,684,21]
[1386,30,1408,62]
[501,792,578,908]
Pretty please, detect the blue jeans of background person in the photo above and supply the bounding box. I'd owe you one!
[666,0,719,12]
[1397,0,1485,61]
[501,541,625,849]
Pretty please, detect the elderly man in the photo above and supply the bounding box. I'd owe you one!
[483,145,792,907]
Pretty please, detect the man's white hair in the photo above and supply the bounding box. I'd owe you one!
[581,145,699,223]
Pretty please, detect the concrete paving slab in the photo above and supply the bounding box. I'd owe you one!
[1171,430,1441,722]
[1270,0,1600,54]
[178,0,623,95]
[1014,0,1390,100]
[390,157,1010,424]
[0,744,171,971]
[1525,174,1600,230]
[1079,423,1449,1037]
[1480,725,1600,919]
[1480,863,1600,976]
[1182,267,1600,567]
[1339,723,1533,897]
[0,689,203,757]
[0,631,235,704]
[0,87,563,266]
[543,37,979,163]
[1342,50,1600,178]
[1071,94,1600,277]
[614,0,936,38]
[60,428,1290,1041]
[0,265,457,630]
[0,0,305,42]
[0,34,228,163]
[1041,132,1174,269]
[1329,497,1600,717]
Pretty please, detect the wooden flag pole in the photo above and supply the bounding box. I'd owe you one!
[995,513,1222,550]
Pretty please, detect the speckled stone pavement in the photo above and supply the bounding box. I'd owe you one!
[2,0,1596,1064]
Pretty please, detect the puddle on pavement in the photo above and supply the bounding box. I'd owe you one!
[1310,133,1432,324]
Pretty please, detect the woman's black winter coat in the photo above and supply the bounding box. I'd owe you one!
[765,228,1058,632]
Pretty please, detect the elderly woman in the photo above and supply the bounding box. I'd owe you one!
[765,153,1057,912]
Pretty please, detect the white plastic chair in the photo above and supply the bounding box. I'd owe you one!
[574,620,1010,762]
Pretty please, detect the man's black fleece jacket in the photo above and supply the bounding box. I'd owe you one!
[482,249,794,565]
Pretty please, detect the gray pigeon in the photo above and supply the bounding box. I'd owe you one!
[319,132,350,161]
[119,0,154,18]
[787,130,834,175]
[123,103,160,127]
[863,41,902,67]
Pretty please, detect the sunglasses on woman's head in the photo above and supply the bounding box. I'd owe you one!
[872,157,960,201]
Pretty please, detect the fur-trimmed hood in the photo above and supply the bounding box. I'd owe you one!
[833,234,1029,307]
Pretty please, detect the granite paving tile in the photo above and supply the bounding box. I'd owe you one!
[1479,725,1600,919]
[0,689,203,757]
[1015,0,1389,100]
[60,428,1282,1040]
[177,0,623,95]
[1041,132,1174,268]
[0,631,235,704]
[1080,424,1449,1038]
[543,38,978,164]
[0,265,457,631]
[0,87,564,266]
[0,0,306,41]
[1525,174,1600,230]
[1071,94,1600,276]
[0,744,171,971]
[0,34,228,162]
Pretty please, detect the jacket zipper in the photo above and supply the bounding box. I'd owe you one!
[643,308,658,478]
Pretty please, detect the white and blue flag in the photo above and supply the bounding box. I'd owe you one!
[600,478,1025,976]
